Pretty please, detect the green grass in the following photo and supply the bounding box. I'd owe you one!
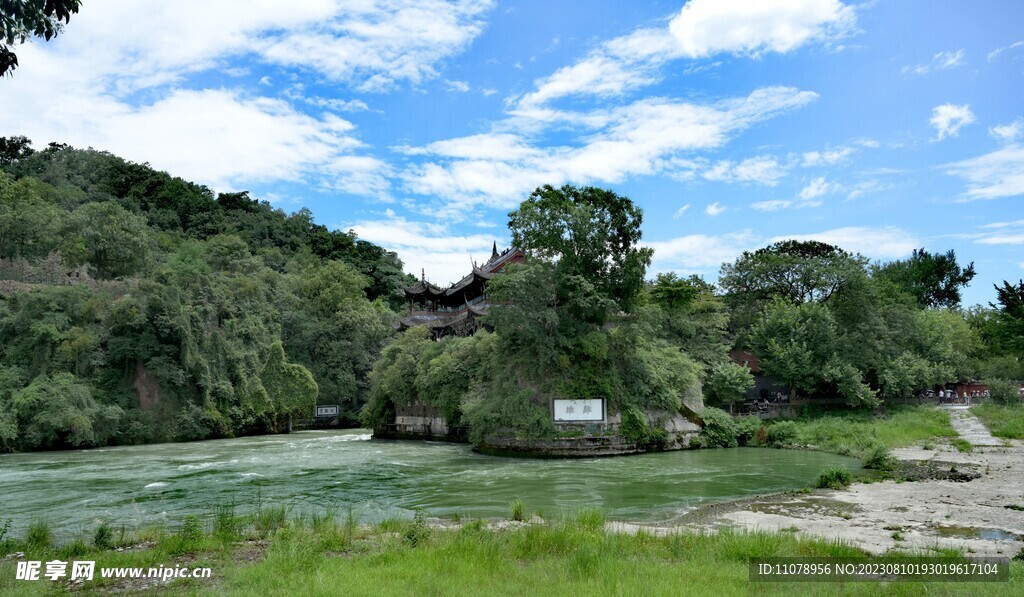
[816,467,852,489]
[951,438,974,453]
[972,403,1024,439]
[1,508,1022,596]
[760,405,956,459]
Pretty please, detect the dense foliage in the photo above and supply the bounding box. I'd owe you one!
[0,139,409,450]
[364,186,705,444]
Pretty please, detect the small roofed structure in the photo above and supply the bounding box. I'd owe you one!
[399,243,524,338]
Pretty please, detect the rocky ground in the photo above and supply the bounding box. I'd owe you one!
[611,407,1024,558]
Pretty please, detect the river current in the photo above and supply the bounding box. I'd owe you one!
[0,430,859,537]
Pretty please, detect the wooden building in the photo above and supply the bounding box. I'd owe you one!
[398,243,524,338]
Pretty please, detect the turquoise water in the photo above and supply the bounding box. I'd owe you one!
[0,430,859,536]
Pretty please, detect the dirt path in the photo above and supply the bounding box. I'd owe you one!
[611,414,1024,557]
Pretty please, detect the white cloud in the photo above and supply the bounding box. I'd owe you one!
[943,145,1024,200]
[673,204,691,219]
[481,88,498,96]
[799,176,831,200]
[929,104,975,141]
[668,0,855,59]
[705,202,727,216]
[988,40,1024,62]
[444,80,471,92]
[771,226,918,258]
[0,84,389,195]
[516,0,853,109]
[645,231,756,272]
[801,146,854,166]
[990,118,1023,144]
[400,86,817,214]
[981,219,1024,229]
[750,200,794,211]
[976,235,1024,245]
[901,48,965,75]
[647,225,916,276]
[703,155,789,186]
[349,215,505,286]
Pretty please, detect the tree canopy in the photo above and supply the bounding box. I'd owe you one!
[1,0,81,76]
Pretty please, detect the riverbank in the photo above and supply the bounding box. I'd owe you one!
[1,508,1021,595]
[672,406,1024,558]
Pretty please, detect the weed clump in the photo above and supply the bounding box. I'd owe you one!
[816,467,852,490]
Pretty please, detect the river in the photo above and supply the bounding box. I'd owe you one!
[0,430,859,537]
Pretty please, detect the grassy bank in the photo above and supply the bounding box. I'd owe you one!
[972,404,1024,439]
[724,405,957,459]
[1,508,1021,596]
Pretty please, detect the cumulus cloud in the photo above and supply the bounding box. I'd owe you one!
[702,155,789,186]
[990,118,1023,144]
[943,145,1024,200]
[0,0,497,196]
[348,215,506,286]
[770,226,919,258]
[705,202,727,216]
[799,176,832,200]
[801,146,855,166]
[930,104,975,141]
[399,86,817,214]
[516,0,854,110]
[645,231,757,272]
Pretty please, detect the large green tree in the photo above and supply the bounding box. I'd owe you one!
[875,248,976,308]
[508,184,653,317]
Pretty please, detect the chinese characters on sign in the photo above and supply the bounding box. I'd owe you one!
[552,399,604,422]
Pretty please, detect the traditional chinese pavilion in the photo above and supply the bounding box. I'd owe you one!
[399,243,524,337]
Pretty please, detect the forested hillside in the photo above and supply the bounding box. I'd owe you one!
[0,138,411,451]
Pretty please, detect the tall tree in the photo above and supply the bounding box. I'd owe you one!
[719,240,868,334]
[875,248,975,308]
[508,184,653,317]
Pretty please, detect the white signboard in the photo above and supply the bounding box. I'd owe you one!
[553,399,604,422]
[315,405,339,417]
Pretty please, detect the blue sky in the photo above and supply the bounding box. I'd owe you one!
[1,0,1022,306]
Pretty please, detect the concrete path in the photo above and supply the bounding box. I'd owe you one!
[941,405,1004,447]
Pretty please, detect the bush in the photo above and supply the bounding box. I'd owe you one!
[986,379,1021,406]
[403,511,430,547]
[765,421,798,447]
[620,406,649,442]
[699,407,738,448]
[734,416,763,446]
[93,521,114,549]
[863,445,895,471]
[816,467,852,489]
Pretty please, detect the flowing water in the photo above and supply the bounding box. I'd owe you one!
[0,430,859,537]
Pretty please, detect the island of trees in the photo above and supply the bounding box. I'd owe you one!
[1,138,1022,454]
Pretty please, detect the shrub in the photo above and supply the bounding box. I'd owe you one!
[699,407,738,448]
[734,416,763,446]
[863,445,896,471]
[93,521,114,549]
[403,511,430,547]
[765,421,798,447]
[986,379,1021,406]
[816,467,852,489]
[178,515,205,545]
[620,406,649,442]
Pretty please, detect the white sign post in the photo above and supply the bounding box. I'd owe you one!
[315,405,339,418]
[552,399,604,422]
